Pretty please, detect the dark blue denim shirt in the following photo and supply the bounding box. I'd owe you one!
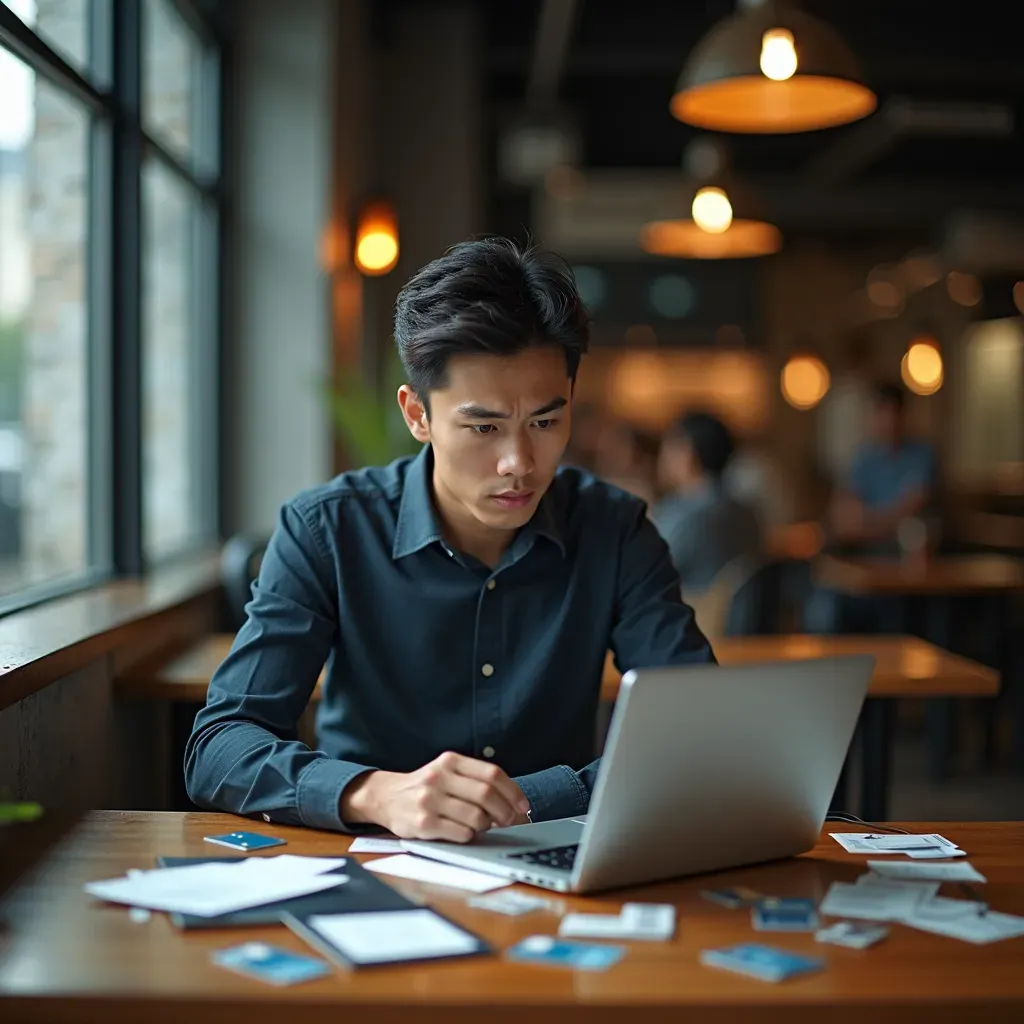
[185,445,713,831]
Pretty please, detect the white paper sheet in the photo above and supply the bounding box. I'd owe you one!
[303,909,480,964]
[85,859,349,917]
[901,907,1024,944]
[348,838,405,855]
[829,833,960,855]
[819,880,929,922]
[866,860,986,883]
[363,854,511,893]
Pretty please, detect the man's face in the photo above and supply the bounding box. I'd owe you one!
[400,347,573,532]
[871,401,902,447]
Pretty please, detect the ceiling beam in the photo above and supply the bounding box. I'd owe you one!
[805,98,1015,185]
[492,46,1024,93]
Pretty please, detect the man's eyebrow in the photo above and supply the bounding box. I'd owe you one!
[454,396,568,419]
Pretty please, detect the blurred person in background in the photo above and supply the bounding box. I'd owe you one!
[653,411,762,591]
[806,381,937,632]
[828,382,936,556]
[724,437,793,527]
[592,419,661,508]
[817,334,874,487]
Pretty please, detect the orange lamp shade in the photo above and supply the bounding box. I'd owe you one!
[354,202,399,276]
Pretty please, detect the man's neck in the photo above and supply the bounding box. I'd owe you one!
[431,472,516,568]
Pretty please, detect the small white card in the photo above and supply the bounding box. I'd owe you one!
[363,854,511,893]
[815,921,890,949]
[855,874,941,899]
[558,903,675,941]
[299,909,480,964]
[348,838,405,855]
[468,891,551,916]
[866,860,986,883]
[903,896,988,921]
[819,880,928,922]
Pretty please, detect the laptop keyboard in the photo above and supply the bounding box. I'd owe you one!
[506,844,578,871]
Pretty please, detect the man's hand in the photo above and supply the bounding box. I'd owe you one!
[340,751,531,842]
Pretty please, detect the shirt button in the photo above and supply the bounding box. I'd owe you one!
[481,663,494,677]
[482,746,496,759]
[486,579,496,591]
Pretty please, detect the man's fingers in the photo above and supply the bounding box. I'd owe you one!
[443,772,518,828]
[432,795,493,836]
[446,754,530,814]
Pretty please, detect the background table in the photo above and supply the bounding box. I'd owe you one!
[2,812,1023,1023]
[116,633,999,824]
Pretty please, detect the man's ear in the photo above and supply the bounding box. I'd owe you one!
[397,385,431,443]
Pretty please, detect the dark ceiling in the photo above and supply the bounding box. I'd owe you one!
[478,0,1024,184]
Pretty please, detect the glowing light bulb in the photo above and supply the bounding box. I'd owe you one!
[691,186,733,234]
[781,355,829,410]
[760,28,797,81]
[356,232,398,273]
[901,341,943,395]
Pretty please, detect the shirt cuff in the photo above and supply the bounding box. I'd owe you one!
[296,757,375,833]
[513,765,589,823]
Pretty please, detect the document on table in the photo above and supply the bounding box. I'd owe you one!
[85,857,349,917]
[830,833,962,855]
[866,860,987,883]
[363,854,511,893]
[902,905,1024,944]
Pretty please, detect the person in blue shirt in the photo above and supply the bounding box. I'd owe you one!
[185,238,713,841]
[652,412,762,591]
[806,382,937,632]
[830,382,936,556]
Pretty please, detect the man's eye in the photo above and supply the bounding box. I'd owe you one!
[533,418,557,429]
[471,424,496,435]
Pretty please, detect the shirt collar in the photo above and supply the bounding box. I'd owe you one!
[392,445,566,561]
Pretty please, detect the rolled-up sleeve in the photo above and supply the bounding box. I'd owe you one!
[184,499,374,831]
[515,505,715,822]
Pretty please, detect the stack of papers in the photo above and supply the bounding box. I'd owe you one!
[85,855,349,918]
[559,902,676,941]
[830,833,965,857]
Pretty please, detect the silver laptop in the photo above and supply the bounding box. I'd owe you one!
[403,656,873,893]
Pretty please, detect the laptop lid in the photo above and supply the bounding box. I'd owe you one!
[570,655,873,892]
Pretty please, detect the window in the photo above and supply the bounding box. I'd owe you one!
[141,0,218,561]
[0,44,90,599]
[0,0,224,611]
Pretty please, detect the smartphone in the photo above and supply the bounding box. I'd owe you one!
[203,831,287,851]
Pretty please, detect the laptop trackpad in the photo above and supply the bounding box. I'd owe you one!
[473,817,584,853]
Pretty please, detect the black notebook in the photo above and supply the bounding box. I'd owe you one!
[155,855,417,930]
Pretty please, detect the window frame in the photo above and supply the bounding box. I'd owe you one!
[0,0,227,615]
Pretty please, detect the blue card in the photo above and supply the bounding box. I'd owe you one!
[203,831,287,851]
[212,942,331,986]
[700,943,825,983]
[752,898,819,932]
[507,935,625,972]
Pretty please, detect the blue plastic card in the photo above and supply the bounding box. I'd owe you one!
[203,831,287,851]
[212,942,331,986]
[700,943,824,983]
[507,935,625,972]
[752,897,819,932]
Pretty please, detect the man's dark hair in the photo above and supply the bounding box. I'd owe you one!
[872,381,906,412]
[394,237,589,410]
[667,411,736,479]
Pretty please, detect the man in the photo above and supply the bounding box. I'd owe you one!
[828,382,936,556]
[652,412,762,591]
[185,238,713,842]
[806,381,937,633]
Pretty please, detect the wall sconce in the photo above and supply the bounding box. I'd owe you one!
[354,200,399,276]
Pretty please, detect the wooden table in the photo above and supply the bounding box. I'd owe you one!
[2,812,1023,1023]
[116,634,999,825]
[814,553,1023,793]
[116,633,1000,706]
[815,553,1024,596]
